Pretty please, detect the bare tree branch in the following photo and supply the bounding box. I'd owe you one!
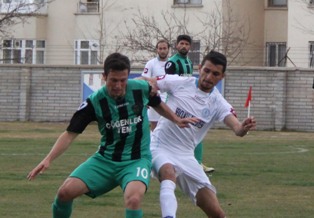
[0,0,53,38]
[120,0,251,65]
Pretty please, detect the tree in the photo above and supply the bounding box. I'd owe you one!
[78,0,133,64]
[0,0,52,38]
[93,0,125,64]
[120,0,251,65]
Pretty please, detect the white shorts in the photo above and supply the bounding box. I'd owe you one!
[147,107,160,122]
[151,148,216,204]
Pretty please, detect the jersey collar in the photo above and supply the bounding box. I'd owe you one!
[195,78,214,95]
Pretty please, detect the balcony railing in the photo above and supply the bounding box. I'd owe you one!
[78,1,99,13]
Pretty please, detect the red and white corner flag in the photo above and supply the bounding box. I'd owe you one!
[244,86,252,117]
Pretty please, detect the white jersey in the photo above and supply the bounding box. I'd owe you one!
[151,75,235,156]
[142,56,167,78]
[142,57,168,121]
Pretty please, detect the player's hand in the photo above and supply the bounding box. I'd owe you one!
[148,78,158,96]
[176,117,200,128]
[27,160,50,181]
[242,116,256,132]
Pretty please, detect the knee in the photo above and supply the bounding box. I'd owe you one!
[56,185,73,202]
[125,193,142,209]
[159,164,176,181]
[56,180,77,202]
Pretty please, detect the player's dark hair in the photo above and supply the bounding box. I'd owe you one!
[103,53,130,76]
[156,39,170,49]
[201,50,227,73]
[176,34,192,45]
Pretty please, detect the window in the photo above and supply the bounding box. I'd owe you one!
[309,42,314,68]
[36,40,45,64]
[266,42,286,67]
[75,40,99,65]
[189,40,201,66]
[268,0,287,7]
[174,0,202,5]
[171,40,200,66]
[78,0,99,13]
[1,39,45,64]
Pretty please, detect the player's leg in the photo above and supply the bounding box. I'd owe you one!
[53,153,118,218]
[194,142,215,173]
[120,158,151,218]
[124,181,146,218]
[196,187,225,218]
[159,163,178,218]
[52,177,89,218]
[175,157,222,217]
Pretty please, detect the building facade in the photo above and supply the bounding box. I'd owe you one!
[0,0,314,67]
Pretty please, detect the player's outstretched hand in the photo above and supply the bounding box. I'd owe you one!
[27,159,50,181]
[176,117,200,128]
[148,78,158,96]
[242,116,256,132]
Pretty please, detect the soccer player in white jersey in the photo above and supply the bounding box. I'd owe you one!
[149,51,256,218]
[142,39,170,131]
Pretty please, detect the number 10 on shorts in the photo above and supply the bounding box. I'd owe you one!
[136,167,148,179]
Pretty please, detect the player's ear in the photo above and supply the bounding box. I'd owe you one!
[102,73,107,82]
[221,73,225,79]
[198,64,202,74]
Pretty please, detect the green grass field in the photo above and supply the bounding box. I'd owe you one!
[0,122,313,218]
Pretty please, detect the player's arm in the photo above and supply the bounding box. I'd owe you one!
[135,76,159,96]
[149,95,198,128]
[142,61,153,78]
[27,131,78,181]
[224,114,256,137]
[141,74,182,96]
[165,60,176,74]
[27,99,97,181]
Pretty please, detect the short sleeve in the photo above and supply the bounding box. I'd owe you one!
[66,99,97,133]
[165,61,177,74]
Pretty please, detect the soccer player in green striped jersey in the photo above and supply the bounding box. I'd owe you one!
[27,53,197,218]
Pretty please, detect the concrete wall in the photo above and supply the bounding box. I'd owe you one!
[223,67,314,132]
[0,65,313,132]
[0,65,99,122]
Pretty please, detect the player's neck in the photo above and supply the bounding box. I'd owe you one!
[157,55,167,61]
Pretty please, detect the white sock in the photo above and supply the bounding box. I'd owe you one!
[160,180,177,218]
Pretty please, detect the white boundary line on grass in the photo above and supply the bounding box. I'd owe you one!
[244,146,309,155]
[0,153,90,156]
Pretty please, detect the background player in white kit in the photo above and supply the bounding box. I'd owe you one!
[142,39,170,131]
[149,51,256,218]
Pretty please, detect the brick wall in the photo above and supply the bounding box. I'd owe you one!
[0,65,313,131]
[222,67,314,131]
[0,65,100,122]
